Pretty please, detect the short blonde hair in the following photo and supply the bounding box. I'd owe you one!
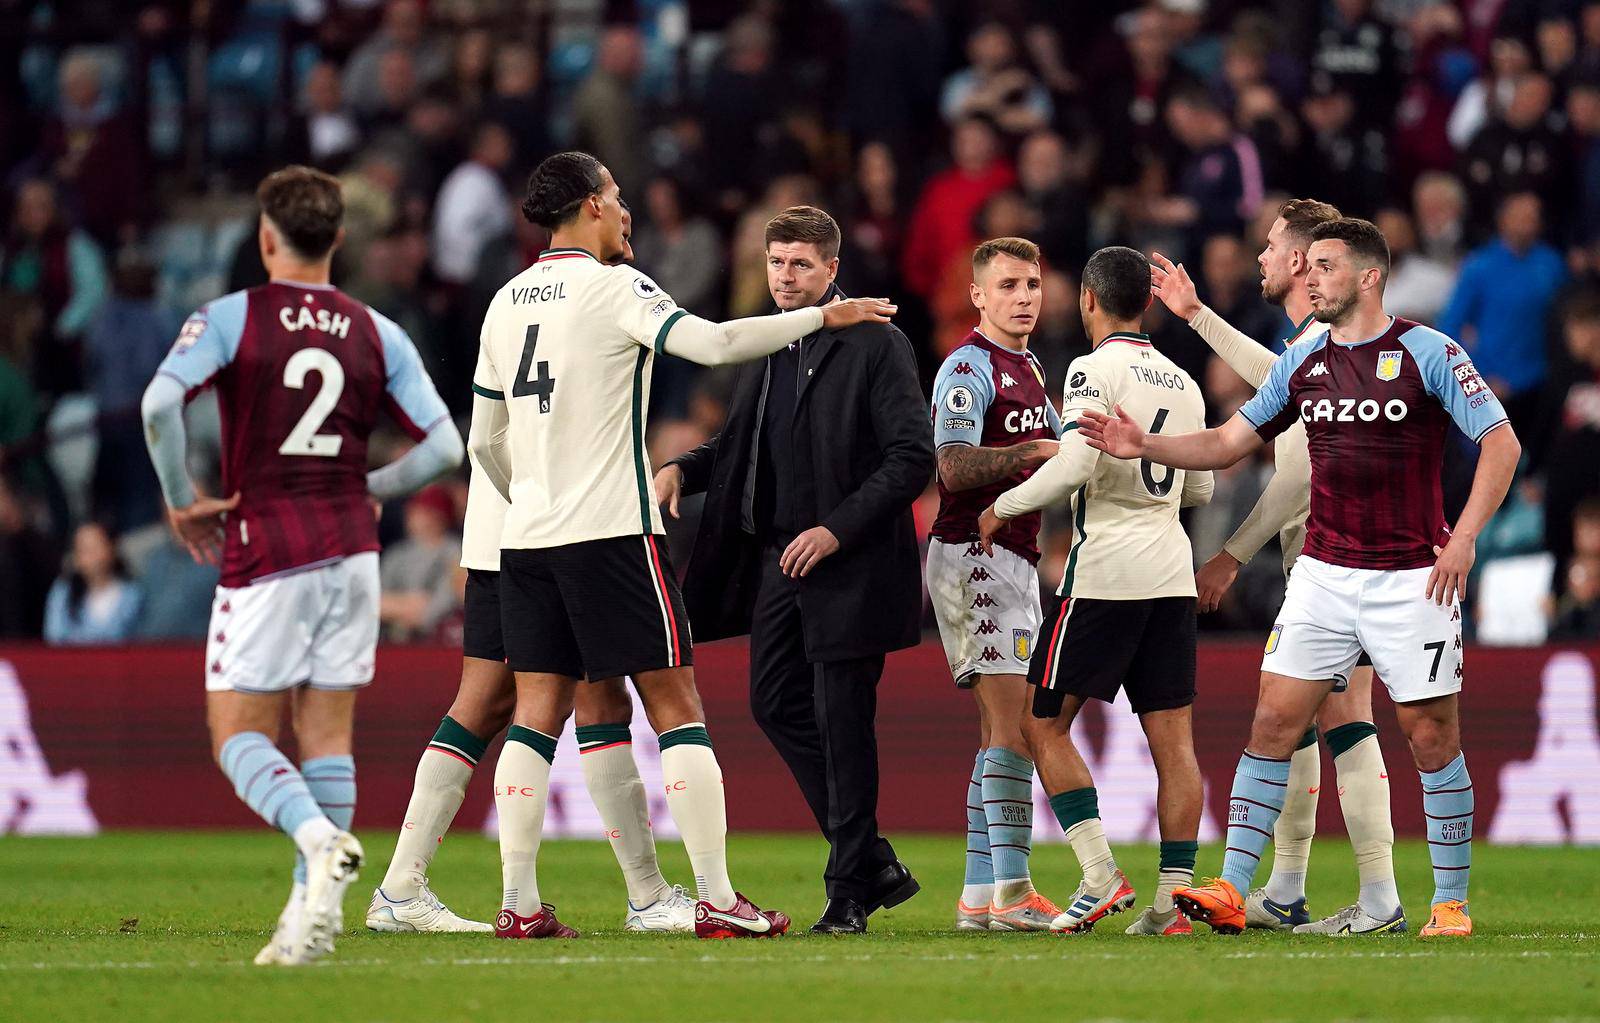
[972,236,1041,276]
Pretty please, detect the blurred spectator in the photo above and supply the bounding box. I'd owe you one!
[1413,169,1470,264]
[728,174,819,317]
[36,50,147,246]
[342,0,449,117]
[1152,88,1265,250]
[431,121,513,285]
[699,15,783,200]
[1312,0,1401,126]
[940,22,1053,138]
[0,474,56,638]
[1375,206,1458,323]
[335,149,404,281]
[0,179,109,395]
[43,521,141,645]
[131,523,220,641]
[379,485,462,642]
[1095,5,1202,187]
[1392,3,1477,188]
[84,252,175,533]
[835,141,907,301]
[573,25,646,193]
[361,49,420,137]
[1550,554,1600,638]
[900,117,1015,300]
[1016,130,1091,272]
[1537,301,1600,571]
[449,28,494,113]
[349,227,444,374]
[1570,74,1600,250]
[1447,34,1535,152]
[1163,0,1223,81]
[1459,73,1567,235]
[842,0,943,159]
[633,177,721,317]
[1537,14,1581,91]
[929,189,1037,356]
[483,43,551,171]
[1301,74,1390,217]
[295,61,363,170]
[1438,192,1566,430]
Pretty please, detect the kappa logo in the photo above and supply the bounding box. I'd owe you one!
[1000,372,1018,388]
[0,661,98,835]
[968,567,993,582]
[1444,341,1462,359]
[1307,362,1328,377]
[966,542,991,558]
[977,647,1004,662]
[974,619,1000,636]
[971,593,998,609]
[953,362,974,375]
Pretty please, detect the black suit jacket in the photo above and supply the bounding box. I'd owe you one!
[670,290,934,662]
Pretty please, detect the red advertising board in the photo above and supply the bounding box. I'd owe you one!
[3,641,1597,843]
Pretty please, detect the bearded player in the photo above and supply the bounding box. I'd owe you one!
[1082,218,1519,940]
[925,237,1062,932]
[141,167,463,964]
[1148,198,1402,934]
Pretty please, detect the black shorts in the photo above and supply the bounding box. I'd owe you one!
[1028,594,1197,717]
[499,534,693,680]
[463,569,505,662]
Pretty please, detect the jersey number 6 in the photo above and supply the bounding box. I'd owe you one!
[1140,408,1174,497]
[513,325,557,413]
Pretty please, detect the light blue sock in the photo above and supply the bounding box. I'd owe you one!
[294,755,356,884]
[963,751,993,887]
[1420,753,1473,905]
[1220,751,1291,894]
[982,747,1035,887]
[218,732,328,839]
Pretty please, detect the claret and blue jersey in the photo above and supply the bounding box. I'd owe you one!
[1237,316,1509,571]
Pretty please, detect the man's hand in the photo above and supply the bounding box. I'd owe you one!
[1195,550,1241,613]
[168,492,241,566]
[977,505,1007,554]
[1427,533,1475,606]
[653,464,684,519]
[1078,405,1146,459]
[1026,439,1060,466]
[822,296,897,329]
[1149,251,1202,321]
[780,526,840,578]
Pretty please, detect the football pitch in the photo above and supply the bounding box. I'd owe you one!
[3,833,1595,1022]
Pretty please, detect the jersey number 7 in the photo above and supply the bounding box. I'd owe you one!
[513,325,557,413]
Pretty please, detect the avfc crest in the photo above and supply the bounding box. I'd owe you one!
[1013,629,1032,661]
[1375,350,1404,382]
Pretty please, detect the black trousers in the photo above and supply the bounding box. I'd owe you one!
[749,543,896,902]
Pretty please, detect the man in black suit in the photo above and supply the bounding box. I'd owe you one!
[654,206,935,933]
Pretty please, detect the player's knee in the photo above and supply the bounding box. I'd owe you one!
[1403,717,1460,772]
[574,679,632,727]
[1249,704,1304,758]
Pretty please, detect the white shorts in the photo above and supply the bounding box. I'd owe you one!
[205,552,380,694]
[926,539,1042,687]
[1262,555,1463,704]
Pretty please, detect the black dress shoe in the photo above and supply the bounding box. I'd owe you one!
[863,860,921,915]
[810,898,868,934]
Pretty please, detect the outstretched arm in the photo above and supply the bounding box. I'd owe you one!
[1079,406,1264,470]
[1150,252,1278,387]
[937,440,1058,492]
[657,298,897,367]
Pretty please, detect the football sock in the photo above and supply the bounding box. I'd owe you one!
[294,754,356,885]
[658,724,736,908]
[1220,751,1291,895]
[1157,840,1198,915]
[1051,787,1115,889]
[1329,722,1399,917]
[495,725,556,917]
[1264,727,1319,903]
[382,716,487,898]
[961,750,994,907]
[1420,752,1473,905]
[983,746,1036,904]
[577,723,671,906]
[218,732,334,856]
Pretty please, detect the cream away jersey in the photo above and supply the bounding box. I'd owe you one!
[1053,332,1209,600]
[460,459,506,571]
[473,247,686,549]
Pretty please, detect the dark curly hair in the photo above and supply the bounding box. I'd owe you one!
[522,151,606,228]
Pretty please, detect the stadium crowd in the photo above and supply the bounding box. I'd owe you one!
[1,0,1598,645]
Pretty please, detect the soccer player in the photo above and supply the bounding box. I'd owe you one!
[140,167,463,965]
[369,217,696,936]
[1149,198,1401,934]
[1081,218,1519,939]
[978,246,1213,936]
[469,151,896,939]
[926,237,1062,931]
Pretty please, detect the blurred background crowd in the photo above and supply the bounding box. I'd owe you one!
[1,0,1598,647]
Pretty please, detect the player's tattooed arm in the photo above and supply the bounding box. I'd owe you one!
[937,440,1059,492]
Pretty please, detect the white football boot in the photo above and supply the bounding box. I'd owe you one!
[293,830,364,964]
[254,882,306,965]
[366,881,493,933]
[1293,902,1407,935]
[624,884,697,932]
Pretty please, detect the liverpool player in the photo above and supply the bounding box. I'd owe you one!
[1149,198,1402,935]
[141,167,463,965]
[926,237,1061,931]
[1081,219,1519,939]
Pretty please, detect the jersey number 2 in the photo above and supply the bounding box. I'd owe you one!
[513,325,556,413]
[280,348,345,458]
[1140,408,1174,497]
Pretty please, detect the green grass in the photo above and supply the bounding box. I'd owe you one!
[1,833,1595,1022]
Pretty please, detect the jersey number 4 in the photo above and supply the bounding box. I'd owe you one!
[1140,408,1174,497]
[280,348,345,458]
[513,325,556,413]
